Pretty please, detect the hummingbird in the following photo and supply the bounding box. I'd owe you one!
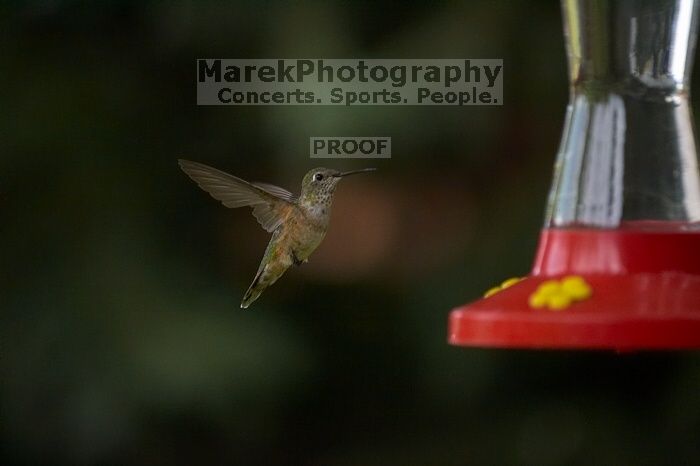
[179,159,375,308]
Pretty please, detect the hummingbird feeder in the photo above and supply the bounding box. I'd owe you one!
[449,0,700,350]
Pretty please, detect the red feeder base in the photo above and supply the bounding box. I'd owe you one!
[448,225,700,350]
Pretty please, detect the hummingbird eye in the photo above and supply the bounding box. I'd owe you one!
[314,173,324,181]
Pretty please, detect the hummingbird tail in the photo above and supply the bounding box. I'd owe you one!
[240,259,291,309]
[241,278,264,309]
[241,231,295,309]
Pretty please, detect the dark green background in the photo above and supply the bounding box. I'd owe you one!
[2,1,699,465]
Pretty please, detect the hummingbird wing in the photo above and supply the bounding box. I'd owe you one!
[251,182,295,201]
[179,159,295,232]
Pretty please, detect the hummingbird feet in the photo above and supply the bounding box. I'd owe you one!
[291,251,304,267]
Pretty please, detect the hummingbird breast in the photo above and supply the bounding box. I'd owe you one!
[280,205,329,262]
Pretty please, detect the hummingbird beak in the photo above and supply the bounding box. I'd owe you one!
[334,168,377,178]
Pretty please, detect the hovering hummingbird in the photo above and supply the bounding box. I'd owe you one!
[179,160,375,308]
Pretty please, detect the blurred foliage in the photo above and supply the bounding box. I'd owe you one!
[1,1,700,465]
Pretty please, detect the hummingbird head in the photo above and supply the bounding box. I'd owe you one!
[300,167,375,208]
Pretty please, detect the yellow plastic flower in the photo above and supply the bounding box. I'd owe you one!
[483,277,524,298]
[527,292,548,309]
[561,275,592,300]
[529,276,592,311]
[501,277,522,289]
